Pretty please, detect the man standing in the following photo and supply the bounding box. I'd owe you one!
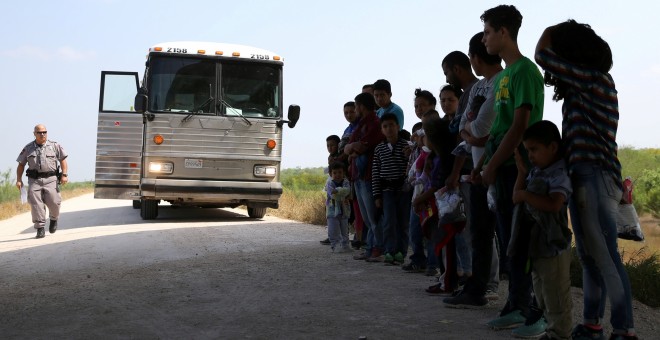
[476,5,545,337]
[16,124,68,239]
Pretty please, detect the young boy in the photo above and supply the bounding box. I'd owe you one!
[370,113,410,264]
[320,134,342,246]
[326,135,341,167]
[511,120,572,340]
[325,161,352,252]
[373,79,404,130]
[535,20,637,340]
[472,5,544,334]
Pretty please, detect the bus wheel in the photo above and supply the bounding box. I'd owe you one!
[132,200,141,209]
[140,199,159,220]
[247,207,266,219]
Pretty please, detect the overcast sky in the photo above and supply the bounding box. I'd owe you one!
[3,0,659,182]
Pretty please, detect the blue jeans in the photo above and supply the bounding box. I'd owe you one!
[382,190,410,255]
[569,163,634,333]
[408,206,426,265]
[455,182,473,276]
[355,179,383,254]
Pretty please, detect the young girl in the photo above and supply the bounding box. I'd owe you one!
[536,20,636,340]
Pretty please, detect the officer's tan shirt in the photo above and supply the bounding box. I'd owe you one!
[16,140,68,173]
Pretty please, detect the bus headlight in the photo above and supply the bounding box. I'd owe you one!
[254,165,277,177]
[149,162,174,174]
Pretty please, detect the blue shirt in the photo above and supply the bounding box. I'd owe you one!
[376,102,404,130]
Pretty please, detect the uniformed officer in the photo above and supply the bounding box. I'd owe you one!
[15,124,69,239]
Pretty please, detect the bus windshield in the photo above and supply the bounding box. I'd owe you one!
[148,56,281,118]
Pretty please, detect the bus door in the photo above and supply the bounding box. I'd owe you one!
[94,71,143,200]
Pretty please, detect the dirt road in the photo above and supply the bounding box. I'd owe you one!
[0,194,657,339]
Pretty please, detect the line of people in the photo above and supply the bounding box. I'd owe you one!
[320,5,635,340]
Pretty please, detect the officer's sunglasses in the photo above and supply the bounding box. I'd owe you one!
[35,131,47,135]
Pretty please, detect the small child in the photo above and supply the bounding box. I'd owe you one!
[370,113,411,264]
[325,161,352,252]
[510,120,572,340]
[326,135,341,168]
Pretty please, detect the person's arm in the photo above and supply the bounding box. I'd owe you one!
[535,25,554,56]
[60,158,69,184]
[16,162,25,190]
[482,106,530,186]
[512,148,528,204]
[445,155,465,190]
[372,147,382,208]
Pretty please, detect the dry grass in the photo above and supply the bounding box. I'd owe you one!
[267,189,326,225]
[0,187,93,221]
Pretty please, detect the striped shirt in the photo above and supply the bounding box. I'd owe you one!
[535,48,622,188]
[372,138,409,198]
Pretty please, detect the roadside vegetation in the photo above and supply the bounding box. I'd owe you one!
[0,168,93,220]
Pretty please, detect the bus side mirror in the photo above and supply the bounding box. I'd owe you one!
[286,105,300,128]
[134,94,147,113]
[277,105,300,128]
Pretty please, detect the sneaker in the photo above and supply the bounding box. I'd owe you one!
[366,254,384,262]
[442,292,488,309]
[393,252,404,264]
[512,318,547,339]
[336,246,353,253]
[350,240,362,250]
[571,325,604,340]
[383,253,395,265]
[402,262,426,273]
[425,283,454,296]
[487,310,526,330]
[353,252,369,260]
[485,289,499,301]
[36,227,45,239]
[48,219,58,234]
[320,238,331,245]
[424,267,438,276]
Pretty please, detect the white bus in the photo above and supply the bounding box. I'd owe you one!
[95,41,300,219]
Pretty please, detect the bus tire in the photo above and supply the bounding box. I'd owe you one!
[247,207,266,219]
[140,199,159,220]
[132,200,141,209]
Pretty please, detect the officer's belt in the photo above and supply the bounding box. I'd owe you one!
[26,171,57,179]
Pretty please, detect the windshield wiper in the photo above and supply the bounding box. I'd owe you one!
[182,84,214,123]
[217,96,252,126]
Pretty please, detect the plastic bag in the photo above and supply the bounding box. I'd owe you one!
[20,186,28,204]
[435,189,462,216]
[616,203,644,241]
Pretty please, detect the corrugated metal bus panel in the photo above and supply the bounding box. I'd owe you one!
[94,112,143,199]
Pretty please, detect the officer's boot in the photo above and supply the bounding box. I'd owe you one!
[49,219,58,234]
[36,228,45,239]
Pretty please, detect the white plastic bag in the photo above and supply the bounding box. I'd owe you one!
[435,189,462,216]
[20,186,28,204]
[616,203,644,242]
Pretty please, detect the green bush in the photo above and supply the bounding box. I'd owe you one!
[635,169,660,218]
[0,168,18,204]
[281,167,327,192]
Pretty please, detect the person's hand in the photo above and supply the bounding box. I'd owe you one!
[16,180,23,190]
[482,165,496,186]
[470,168,482,185]
[375,198,382,209]
[445,174,459,190]
[61,176,69,185]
